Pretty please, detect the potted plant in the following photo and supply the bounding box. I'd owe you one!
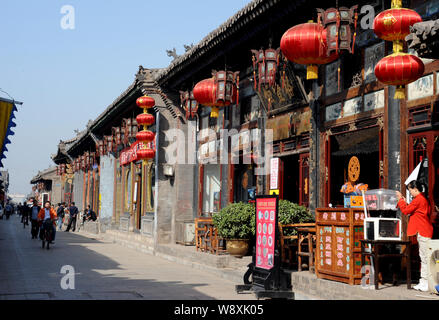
[278,200,314,232]
[213,202,255,257]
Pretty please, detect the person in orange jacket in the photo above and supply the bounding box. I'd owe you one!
[37,201,58,244]
[396,180,433,292]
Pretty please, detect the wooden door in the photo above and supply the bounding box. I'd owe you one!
[299,153,310,207]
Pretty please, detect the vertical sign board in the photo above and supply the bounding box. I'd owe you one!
[255,195,279,270]
[270,158,279,190]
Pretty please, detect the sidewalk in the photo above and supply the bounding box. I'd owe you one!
[76,227,439,300]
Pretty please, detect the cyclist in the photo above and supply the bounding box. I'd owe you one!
[37,201,58,245]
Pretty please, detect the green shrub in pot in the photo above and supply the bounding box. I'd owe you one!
[278,200,314,236]
[212,202,256,239]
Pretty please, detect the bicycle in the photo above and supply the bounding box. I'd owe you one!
[40,219,54,250]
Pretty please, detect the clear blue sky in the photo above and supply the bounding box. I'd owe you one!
[0,0,252,195]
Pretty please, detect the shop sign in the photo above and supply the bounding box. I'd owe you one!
[266,110,311,141]
[364,90,384,112]
[255,196,278,270]
[408,74,434,101]
[120,140,156,166]
[270,158,279,190]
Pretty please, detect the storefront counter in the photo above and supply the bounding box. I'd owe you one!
[315,208,368,285]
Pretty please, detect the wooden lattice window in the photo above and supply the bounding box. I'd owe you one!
[408,104,432,127]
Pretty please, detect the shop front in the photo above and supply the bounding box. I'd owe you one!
[267,108,311,206]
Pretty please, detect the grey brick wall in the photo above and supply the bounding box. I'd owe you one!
[99,155,115,232]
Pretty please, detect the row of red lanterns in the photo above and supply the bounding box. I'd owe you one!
[183,3,424,120]
[135,95,156,161]
[373,0,424,99]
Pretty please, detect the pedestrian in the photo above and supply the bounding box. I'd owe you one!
[30,200,41,239]
[37,201,57,244]
[56,202,65,231]
[4,203,12,219]
[396,180,434,292]
[65,202,78,232]
[21,203,29,227]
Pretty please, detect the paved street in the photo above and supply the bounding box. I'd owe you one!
[0,215,257,300]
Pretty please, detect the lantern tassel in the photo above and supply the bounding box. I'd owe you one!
[307,65,318,80]
[210,107,219,118]
[394,86,405,100]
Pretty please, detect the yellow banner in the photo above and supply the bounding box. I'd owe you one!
[0,101,14,152]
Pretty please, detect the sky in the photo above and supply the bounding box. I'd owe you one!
[0,0,252,195]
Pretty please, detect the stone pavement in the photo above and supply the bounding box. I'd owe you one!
[0,215,259,300]
[77,223,439,300]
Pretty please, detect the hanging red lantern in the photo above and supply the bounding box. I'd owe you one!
[105,135,113,153]
[251,48,281,91]
[374,53,424,99]
[373,8,422,43]
[280,21,338,80]
[136,95,155,109]
[179,90,199,120]
[136,95,156,161]
[136,113,155,126]
[136,130,155,143]
[193,70,239,118]
[373,0,424,99]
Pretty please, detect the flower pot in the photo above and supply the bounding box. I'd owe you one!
[226,239,249,257]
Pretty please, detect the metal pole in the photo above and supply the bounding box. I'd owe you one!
[309,79,320,214]
[387,86,401,191]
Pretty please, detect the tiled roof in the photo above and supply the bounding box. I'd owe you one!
[155,0,278,83]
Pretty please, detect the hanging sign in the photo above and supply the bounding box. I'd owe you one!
[255,195,279,270]
[120,140,156,166]
[270,158,279,190]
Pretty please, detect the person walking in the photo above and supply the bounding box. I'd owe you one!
[4,203,12,219]
[30,200,41,239]
[65,202,78,232]
[21,203,29,227]
[56,202,66,231]
[396,180,434,292]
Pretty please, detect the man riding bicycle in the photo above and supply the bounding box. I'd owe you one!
[37,201,57,245]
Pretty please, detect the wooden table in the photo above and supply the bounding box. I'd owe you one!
[360,239,411,290]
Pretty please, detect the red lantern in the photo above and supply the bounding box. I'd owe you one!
[280,21,339,79]
[251,48,281,91]
[136,113,155,126]
[105,135,113,153]
[373,0,424,99]
[179,91,199,120]
[193,70,239,118]
[373,8,422,42]
[136,95,156,161]
[136,96,155,109]
[374,53,424,99]
[136,130,155,143]
[137,149,155,160]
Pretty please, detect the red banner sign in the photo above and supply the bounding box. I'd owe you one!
[120,140,156,166]
[255,197,277,270]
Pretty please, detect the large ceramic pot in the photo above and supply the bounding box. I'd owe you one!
[226,239,249,257]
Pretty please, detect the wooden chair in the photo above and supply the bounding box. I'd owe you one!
[195,217,210,252]
[278,224,298,269]
[278,223,316,272]
[295,223,317,273]
[195,217,225,254]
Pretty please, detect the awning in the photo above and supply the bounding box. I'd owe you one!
[0,98,19,167]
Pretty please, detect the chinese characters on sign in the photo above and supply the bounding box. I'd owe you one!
[255,197,277,270]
